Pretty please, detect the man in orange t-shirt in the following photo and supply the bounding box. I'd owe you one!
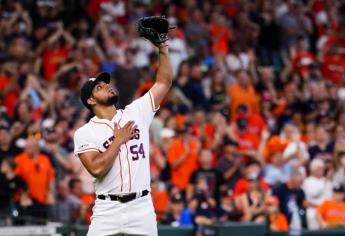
[231,104,266,137]
[266,196,289,232]
[317,185,345,229]
[15,137,55,218]
[0,73,18,117]
[228,70,260,117]
[167,128,200,191]
[209,12,231,55]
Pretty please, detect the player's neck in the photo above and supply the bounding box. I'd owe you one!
[95,106,117,121]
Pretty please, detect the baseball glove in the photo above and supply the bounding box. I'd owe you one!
[137,16,174,47]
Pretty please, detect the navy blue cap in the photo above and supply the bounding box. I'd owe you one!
[80,72,111,110]
[333,184,345,193]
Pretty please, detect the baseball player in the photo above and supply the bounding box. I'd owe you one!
[74,17,173,235]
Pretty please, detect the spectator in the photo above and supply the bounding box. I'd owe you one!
[266,196,289,232]
[308,126,334,161]
[302,159,333,229]
[168,27,188,77]
[149,142,166,180]
[41,21,75,81]
[189,177,217,236]
[163,192,193,227]
[113,48,142,108]
[317,185,345,229]
[227,70,260,117]
[151,177,169,223]
[238,173,268,223]
[176,62,208,109]
[264,151,290,186]
[0,120,21,164]
[68,178,83,223]
[185,9,210,55]
[217,140,242,190]
[14,137,55,219]
[334,152,345,190]
[41,118,73,183]
[233,161,269,197]
[51,180,81,223]
[167,127,200,192]
[186,149,224,203]
[208,68,228,114]
[272,169,307,229]
[0,157,27,224]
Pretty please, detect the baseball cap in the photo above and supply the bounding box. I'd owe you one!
[170,193,184,203]
[160,128,175,139]
[333,184,345,193]
[80,72,111,110]
[0,120,9,130]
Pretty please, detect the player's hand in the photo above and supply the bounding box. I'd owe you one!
[114,121,137,145]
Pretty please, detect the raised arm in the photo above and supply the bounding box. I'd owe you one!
[150,46,173,110]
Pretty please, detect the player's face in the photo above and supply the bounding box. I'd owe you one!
[91,81,118,106]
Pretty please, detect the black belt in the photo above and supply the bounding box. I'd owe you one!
[97,189,149,203]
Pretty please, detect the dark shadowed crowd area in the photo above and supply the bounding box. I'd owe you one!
[1,0,345,235]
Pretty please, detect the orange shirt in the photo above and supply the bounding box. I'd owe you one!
[15,152,55,204]
[317,199,345,226]
[321,36,345,85]
[231,113,266,137]
[228,84,260,117]
[42,47,68,81]
[190,123,215,149]
[152,190,169,221]
[209,25,230,55]
[321,53,345,84]
[292,51,315,76]
[0,75,18,117]
[270,213,289,231]
[235,130,260,151]
[167,137,199,191]
[233,178,269,197]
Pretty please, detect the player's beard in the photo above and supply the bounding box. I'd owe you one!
[97,94,118,106]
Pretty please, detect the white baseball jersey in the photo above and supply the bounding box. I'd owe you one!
[74,90,158,195]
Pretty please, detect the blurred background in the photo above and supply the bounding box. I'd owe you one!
[1,0,345,235]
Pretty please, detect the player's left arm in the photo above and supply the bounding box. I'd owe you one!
[150,45,173,109]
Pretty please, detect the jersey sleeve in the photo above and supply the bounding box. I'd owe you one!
[73,126,99,156]
[126,90,159,128]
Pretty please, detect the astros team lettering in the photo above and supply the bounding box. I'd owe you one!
[102,129,145,161]
[102,129,140,149]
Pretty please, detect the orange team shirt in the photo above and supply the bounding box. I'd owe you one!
[152,190,169,221]
[231,113,266,137]
[167,138,199,191]
[0,75,18,117]
[317,199,345,225]
[263,136,290,163]
[270,213,289,231]
[235,130,260,151]
[233,178,269,197]
[209,25,230,55]
[228,84,260,117]
[190,123,215,148]
[15,152,55,204]
[321,53,345,85]
[42,47,68,81]
[292,51,315,76]
[321,36,345,85]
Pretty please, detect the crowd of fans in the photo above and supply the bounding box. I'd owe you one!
[1,0,345,235]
